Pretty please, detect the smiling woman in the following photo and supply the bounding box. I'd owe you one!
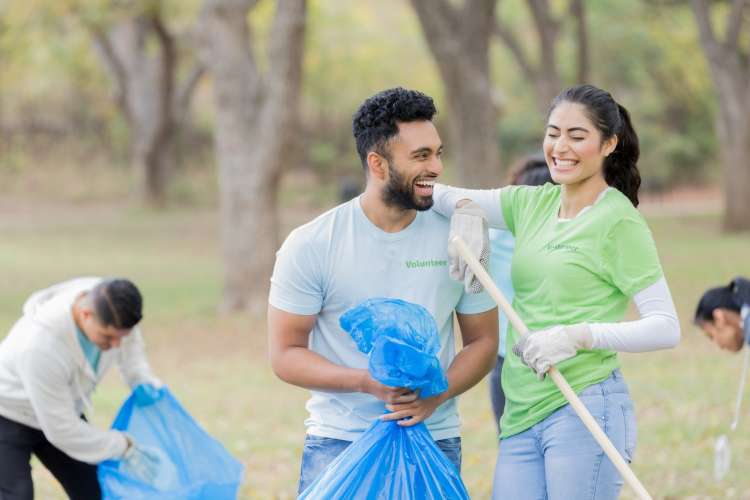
[432,84,681,500]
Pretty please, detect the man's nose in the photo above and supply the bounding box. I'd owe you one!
[428,157,444,176]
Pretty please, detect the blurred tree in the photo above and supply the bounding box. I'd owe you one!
[198,0,306,312]
[410,0,501,187]
[690,0,750,231]
[495,0,589,113]
[86,1,205,206]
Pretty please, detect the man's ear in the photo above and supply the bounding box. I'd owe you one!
[367,152,387,181]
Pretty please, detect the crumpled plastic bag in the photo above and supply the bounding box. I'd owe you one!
[98,385,244,499]
[299,298,469,499]
[339,298,448,398]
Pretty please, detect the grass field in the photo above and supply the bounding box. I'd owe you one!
[1,185,749,499]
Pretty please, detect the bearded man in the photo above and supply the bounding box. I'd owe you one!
[267,87,499,494]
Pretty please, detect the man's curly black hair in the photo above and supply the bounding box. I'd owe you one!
[352,87,437,169]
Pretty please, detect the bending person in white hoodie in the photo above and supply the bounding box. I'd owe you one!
[0,277,163,500]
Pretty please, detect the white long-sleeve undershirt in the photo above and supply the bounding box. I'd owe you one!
[589,277,680,352]
[433,184,506,228]
[432,183,681,353]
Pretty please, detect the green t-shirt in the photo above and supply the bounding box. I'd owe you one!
[499,184,663,438]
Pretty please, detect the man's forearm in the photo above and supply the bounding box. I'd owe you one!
[271,346,367,393]
[442,335,497,400]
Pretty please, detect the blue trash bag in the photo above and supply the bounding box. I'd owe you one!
[339,298,448,398]
[98,385,244,499]
[299,298,469,499]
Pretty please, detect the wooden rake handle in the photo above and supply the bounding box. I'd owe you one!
[449,235,652,500]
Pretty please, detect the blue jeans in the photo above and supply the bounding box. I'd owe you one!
[493,369,637,500]
[297,433,462,494]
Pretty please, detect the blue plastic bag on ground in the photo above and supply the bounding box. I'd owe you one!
[299,298,469,499]
[98,386,244,499]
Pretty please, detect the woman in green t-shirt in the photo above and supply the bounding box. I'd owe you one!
[435,84,681,499]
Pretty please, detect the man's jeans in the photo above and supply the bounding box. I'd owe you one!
[492,369,637,499]
[297,432,462,494]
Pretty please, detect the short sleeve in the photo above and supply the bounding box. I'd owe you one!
[455,288,496,315]
[268,230,325,315]
[602,215,663,297]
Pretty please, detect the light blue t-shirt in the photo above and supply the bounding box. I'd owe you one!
[489,229,515,358]
[269,197,495,442]
[76,326,101,373]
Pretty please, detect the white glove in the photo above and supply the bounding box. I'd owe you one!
[447,201,490,293]
[120,437,164,484]
[512,324,593,380]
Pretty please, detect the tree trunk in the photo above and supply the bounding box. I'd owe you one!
[200,0,306,312]
[411,0,501,187]
[716,90,750,231]
[691,0,750,231]
[91,8,198,207]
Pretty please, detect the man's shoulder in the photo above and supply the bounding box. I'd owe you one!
[287,199,356,241]
[278,199,358,262]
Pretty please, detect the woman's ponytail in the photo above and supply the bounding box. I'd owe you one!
[603,104,641,207]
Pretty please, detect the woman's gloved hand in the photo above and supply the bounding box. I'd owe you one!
[447,200,490,294]
[512,324,593,380]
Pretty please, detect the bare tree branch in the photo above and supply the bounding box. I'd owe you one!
[494,19,536,81]
[263,0,307,164]
[89,25,130,119]
[528,0,558,70]
[725,0,747,50]
[174,62,206,123]
[570,0,589,83]
[691,0,722,61]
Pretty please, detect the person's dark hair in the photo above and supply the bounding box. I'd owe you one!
[352,87,437,169]
[549,84,641,207]
[90,279,143,329]
[508,153,554,186]
[694,285,742,324]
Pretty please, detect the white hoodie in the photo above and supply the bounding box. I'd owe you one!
[0,277,160,464]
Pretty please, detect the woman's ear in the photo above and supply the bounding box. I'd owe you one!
[603,136,618,157]
[713,308,727,327]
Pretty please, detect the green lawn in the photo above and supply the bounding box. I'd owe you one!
[1,196,749,499]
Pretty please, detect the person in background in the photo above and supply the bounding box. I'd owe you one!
[488,154,555,436]
[0,277,164,500]
[694,277,750,352]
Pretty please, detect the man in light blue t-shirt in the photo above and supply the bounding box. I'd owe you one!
[268,88,498,494]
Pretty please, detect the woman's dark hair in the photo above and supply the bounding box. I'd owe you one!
[90,279,143,329]
[507,153,554,186]
[549,84,641,207]
[694,277,750,323]
[352,87,437,168]
[694,286,741,324]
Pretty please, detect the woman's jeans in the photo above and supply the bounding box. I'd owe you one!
[493,369,637,500]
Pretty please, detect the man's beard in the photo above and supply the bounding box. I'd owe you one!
[382,161,433,211]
